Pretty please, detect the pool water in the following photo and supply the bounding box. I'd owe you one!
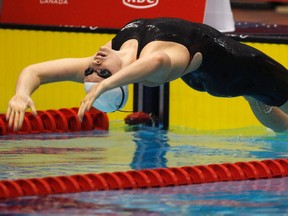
[0,126,288,215]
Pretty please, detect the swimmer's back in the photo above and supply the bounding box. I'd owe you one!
[112,17,288,106]
[112,17,222,57]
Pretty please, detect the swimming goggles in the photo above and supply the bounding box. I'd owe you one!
[84,67,112,79]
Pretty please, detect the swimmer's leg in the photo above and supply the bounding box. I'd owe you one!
[237,44,288,106]
[245,96,288,132]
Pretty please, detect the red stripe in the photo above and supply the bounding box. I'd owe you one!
[1,158,287,199]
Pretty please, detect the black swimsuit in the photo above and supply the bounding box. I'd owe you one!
[112,17,288,106]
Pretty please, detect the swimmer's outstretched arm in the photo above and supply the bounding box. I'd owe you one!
[78,52,174,121]
[6,57,92,131]
[245,97,288,132]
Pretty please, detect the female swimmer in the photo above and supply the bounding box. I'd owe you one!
[6,17,288,132]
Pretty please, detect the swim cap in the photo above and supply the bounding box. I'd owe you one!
[84,82,128,112]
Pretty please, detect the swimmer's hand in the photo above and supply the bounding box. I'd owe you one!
[6,95,37,131]
[78,82,104,122]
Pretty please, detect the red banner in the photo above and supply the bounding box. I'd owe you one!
[0,0,206,28]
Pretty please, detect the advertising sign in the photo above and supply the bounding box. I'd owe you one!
[0,0,206,28]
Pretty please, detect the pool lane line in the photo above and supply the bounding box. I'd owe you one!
[0,107,109,135]
[0,158,287,199]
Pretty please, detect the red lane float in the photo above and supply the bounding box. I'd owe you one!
[0,158,287,199]
[0,107,109,135]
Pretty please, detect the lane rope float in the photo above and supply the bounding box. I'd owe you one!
[0,158,287,199]
[0,107,109,135]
